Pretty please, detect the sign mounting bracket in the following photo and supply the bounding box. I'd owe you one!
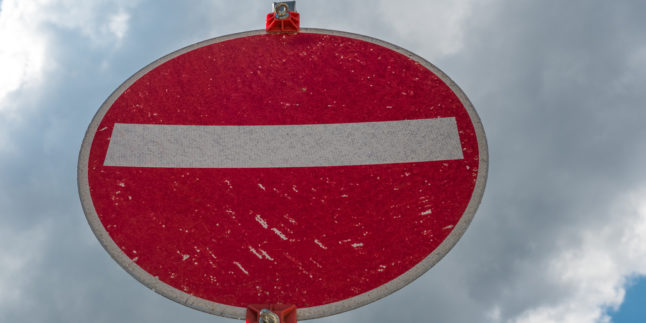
[266,1,300,33]
[246,304,297,323]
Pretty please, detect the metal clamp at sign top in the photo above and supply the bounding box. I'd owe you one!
[266,1,300,33]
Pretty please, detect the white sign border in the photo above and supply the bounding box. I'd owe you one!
[78,28,489,320]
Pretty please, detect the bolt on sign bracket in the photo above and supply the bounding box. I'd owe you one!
[246,304,297,323]
[266,1,300,33]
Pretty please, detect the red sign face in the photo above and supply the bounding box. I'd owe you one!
[79,29,487,320]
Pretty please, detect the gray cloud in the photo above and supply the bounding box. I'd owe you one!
[1,1,645,323]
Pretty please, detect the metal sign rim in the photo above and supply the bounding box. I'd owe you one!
[78,27,488,320]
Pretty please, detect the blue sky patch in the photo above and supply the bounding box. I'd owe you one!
[610,276,646,323]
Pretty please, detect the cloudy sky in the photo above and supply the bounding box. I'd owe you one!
[1,1,646,322]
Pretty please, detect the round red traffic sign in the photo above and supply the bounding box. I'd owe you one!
[78,29,487,319]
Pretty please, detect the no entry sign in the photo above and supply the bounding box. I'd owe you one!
[78,29,488,320]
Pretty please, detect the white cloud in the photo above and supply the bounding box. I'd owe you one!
[0,0,47,108]
[0,0,136,110]
[108,9,130,42]
[376,0,478,58]
[36,0,135,46]
[510,189,646,323]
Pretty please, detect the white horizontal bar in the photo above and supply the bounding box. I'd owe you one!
[103,118,464,168]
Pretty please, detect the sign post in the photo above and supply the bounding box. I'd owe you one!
[78,3,487,321]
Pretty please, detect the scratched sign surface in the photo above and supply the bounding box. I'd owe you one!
[78,29,488,320]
